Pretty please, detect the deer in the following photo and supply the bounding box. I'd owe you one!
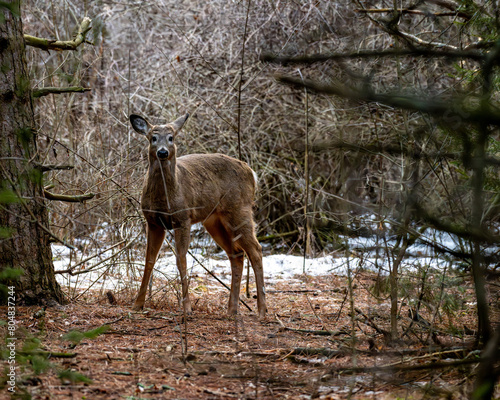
[129,113,267,318]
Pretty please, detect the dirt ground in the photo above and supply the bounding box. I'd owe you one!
[1,272,493,399]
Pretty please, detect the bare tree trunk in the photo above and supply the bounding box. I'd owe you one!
[472,327,500,399]
[0,2,64,305]
[470,131,491,344]
[470,50,496,343]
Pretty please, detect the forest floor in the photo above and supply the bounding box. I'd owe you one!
[1,271,493,400]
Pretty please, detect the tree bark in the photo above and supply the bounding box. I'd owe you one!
[0,2,64,305]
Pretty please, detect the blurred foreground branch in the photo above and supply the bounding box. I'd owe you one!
[354,8,471,20]
[261,48,483,65]
[275,75,500,127]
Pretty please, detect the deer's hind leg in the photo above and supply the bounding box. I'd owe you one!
[204,216,244,315]
[227,209,267,318]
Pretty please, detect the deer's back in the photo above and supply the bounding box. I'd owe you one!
[176,153,256,223]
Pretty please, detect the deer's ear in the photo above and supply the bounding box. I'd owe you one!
[169,113,189,134]
[130,114,152,135]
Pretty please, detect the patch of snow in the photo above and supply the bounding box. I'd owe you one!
[52,225,497,292]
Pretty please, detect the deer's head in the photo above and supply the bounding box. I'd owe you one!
[129,114,189,161]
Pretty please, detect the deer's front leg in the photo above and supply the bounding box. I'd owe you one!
[133,223,165,311]
[174,227,192,314]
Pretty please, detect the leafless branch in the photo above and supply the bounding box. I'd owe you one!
[33,86,91,98]
[43,190,95,203]
[24,17,92,51]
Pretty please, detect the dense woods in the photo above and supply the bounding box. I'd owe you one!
[1,0,499,398]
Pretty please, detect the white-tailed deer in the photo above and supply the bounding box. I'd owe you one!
[129,113,267,318]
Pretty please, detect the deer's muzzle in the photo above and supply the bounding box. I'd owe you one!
[157,148,169,160]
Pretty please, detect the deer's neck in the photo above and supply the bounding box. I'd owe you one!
[147,158,179,201]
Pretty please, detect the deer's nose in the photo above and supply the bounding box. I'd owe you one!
[157,148,169,159]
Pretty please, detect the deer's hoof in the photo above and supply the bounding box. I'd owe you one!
[183,304,193,315]
[227,306,238,315]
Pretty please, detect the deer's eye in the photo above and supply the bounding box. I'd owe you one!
[168,135,174,143]
[151,135,158,144]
